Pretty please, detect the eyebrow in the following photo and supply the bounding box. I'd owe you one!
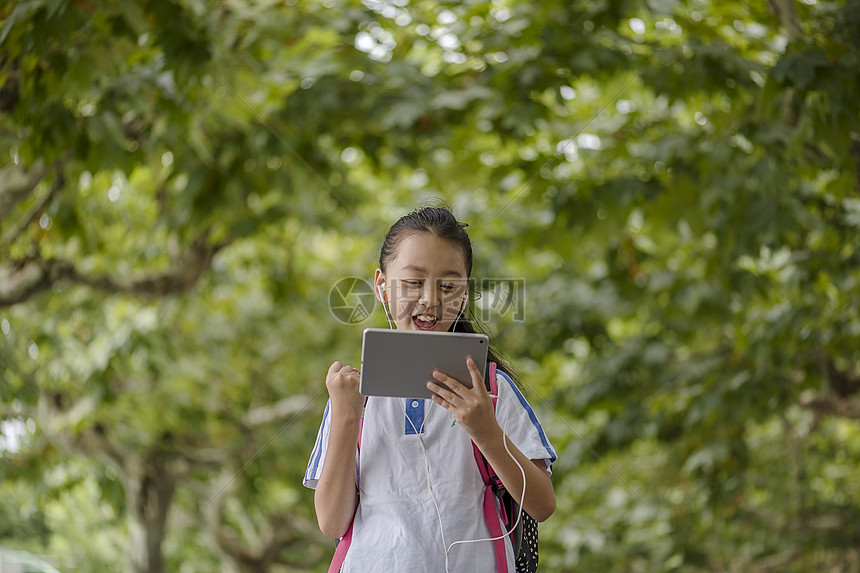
[400,265,465,278]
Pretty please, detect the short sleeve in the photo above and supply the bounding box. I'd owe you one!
[494,370,557,472]
[303,399,332,489]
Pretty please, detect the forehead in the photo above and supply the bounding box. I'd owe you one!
[390,233,468,277]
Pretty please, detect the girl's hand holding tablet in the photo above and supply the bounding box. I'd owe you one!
[427,356,500,444]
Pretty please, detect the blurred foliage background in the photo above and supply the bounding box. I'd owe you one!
[1,0,859,571]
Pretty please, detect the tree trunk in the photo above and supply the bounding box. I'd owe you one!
[124,454,177,573]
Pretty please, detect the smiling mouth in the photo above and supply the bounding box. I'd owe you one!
[412,313,438,330]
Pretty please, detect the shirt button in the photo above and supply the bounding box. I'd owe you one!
[411,400,420,408]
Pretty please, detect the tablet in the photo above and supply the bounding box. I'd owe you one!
[360,328,489,399]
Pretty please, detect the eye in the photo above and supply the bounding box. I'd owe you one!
[440,284,456,293]
[404,280,422,288]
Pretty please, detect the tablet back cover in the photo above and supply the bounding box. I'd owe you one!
[360,328,489,399]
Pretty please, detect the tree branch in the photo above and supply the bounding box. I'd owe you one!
[36,392,132,476]
[81,233,233,296]
[0,254,75,307]
[803,353,860,419]
[767,0,804,126]
[0,234,232,308]
[750,548,804,573]
[800,395,860,419]
[0,159,47,221]
[167,443,228,473]
[213,505,329,571]
[0,164,65,251]
[767,0,804,43]
[243,395,312,427]
[259,514,330,567]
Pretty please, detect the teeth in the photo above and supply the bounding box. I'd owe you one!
[416,314,437,322]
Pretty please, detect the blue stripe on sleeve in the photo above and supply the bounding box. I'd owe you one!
[497,371,557,463]
[305,399,331,482]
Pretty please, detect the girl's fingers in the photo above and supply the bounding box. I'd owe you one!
[326,361,360,391]
[430,393,451,410]
[432,370,469,396]
[432,369,454,384]
[427,381,455,403]
[466,356,486,394]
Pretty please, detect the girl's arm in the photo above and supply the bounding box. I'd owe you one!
[469,424,556,522]
[427,358,556,522]
[313,361,365,538]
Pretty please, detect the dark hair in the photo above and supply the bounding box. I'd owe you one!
[378,203,520,385]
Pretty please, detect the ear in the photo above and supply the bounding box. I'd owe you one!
[373,268,386,303]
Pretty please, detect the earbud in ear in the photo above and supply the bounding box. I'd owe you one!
[457,293,468,312]
[380,282,386,292]
[377,282,386,303]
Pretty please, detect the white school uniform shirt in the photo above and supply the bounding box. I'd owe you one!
[304,370,557,573]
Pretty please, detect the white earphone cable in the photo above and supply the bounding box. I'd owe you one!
[401,401,452,571]
[445,394,527,568]
[378,283,395,329]
[403,394,526,573]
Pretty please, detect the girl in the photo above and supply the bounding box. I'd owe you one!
[304,205,557,572]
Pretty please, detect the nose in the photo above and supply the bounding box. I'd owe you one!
[419,281,439,309]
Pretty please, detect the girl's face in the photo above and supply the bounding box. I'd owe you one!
[375,232,469,332]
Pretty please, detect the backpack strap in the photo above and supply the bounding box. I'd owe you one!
[328,407,365,573]
[327,523,353,573]
[470,361,509,573]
